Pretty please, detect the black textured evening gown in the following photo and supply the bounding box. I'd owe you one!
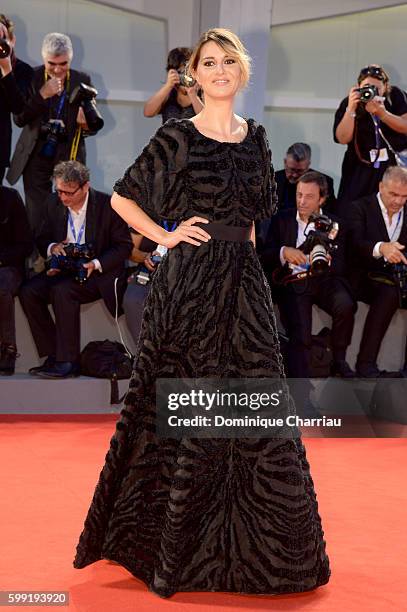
[73,118,330,597]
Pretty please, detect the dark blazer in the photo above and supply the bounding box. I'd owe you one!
[0,186,33,270]
[6,66,101,185]
[275,168,336,213]
[258,207,349,284]
[36,188,133,316]
[348,194,407,283]
[0,59,33,168]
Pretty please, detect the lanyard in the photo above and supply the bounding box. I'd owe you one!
[53,90,66,119]
[372,115,381,169]
[388,210,402,241]
[68,210,86,244]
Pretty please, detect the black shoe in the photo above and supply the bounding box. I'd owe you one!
[29,356,56,376]
[330,360,356,378]
[356,363,402,378]
[0,344,18,376]
[36,361,80,379]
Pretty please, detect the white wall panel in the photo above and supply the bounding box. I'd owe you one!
[266,5,407,189]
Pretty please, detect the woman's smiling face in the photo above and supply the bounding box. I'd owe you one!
[194,40,242,99]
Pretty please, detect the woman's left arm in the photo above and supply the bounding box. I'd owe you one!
[366,98,407,135]
[378,110,407,134]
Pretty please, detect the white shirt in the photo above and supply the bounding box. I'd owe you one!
[47,192,102,271]
[279,210,318,275]
[373,192,404,259]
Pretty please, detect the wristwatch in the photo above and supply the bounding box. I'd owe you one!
[346,107,356,118]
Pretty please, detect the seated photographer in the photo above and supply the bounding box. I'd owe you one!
[0,15,33,184]
[334,65,407,212]
[143,47,203,123]
[258,171,356,379]
[349,165,407,378]
[19,161,132,379]
[6,32,103,237]
[123,231,162,345]
[0,186,33,375]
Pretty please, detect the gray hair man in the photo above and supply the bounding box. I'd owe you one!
[275,142,336,213]
[349,165,407,377]
[7,32,103,238]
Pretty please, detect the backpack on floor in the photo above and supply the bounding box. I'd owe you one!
[279,327,333,378]
[80,340,133,404]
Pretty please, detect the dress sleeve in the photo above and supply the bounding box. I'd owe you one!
[254,124,278,221]
[113,120,188,222]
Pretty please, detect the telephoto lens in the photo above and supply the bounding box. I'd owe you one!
[0,37,11,59]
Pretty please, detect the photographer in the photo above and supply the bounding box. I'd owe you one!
[0,14,33,184]
[123,232,161,344]
[143,47,203,122]
[274,142,336,213]
[349,166,407,377]
[6,32,103,237]
[0,186,33,375]
[258,171,356,379]
[19,161,132,379]
[334,65,407,212]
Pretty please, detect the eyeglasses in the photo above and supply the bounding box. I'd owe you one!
[55,184,83,197]
[359,65,385,80]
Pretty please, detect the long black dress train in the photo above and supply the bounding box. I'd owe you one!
[73,118,330,597]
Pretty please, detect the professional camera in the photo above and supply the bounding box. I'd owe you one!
[178,70,196,88]
[0,37,11,58]
[47,242,95,284]
[39,119,67,158]
[133,246,166,285]
[300,213,339,276]
[357,84,379,103]
[69,83,104,132]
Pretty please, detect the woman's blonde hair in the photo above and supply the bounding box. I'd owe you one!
[188,28,251,89]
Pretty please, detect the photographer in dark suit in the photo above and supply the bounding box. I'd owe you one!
[0,15,33,184]
[0,186,33,374]
[19,161,132,379]
[259,171,356,379]
[6,32,103,236]
[349,165,407,377]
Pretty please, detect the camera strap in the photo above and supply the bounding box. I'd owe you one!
[371,115,381,169]
[69,127,82,161]
[68,211,85,244]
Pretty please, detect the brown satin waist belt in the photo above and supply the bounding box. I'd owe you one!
[195,222,251,242]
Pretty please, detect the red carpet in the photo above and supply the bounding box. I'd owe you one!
[0,414,405,611]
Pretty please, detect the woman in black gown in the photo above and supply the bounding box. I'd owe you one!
[74,28,330,598]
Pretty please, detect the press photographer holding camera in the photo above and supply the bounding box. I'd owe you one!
[258,171,356,379]
[0,14,33,184]
[334,64,407,212]
[143,47,203,122]
[123,231,165,345]
[19,161,132,379]
[349,166,407,377]
[6,32,103,237]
